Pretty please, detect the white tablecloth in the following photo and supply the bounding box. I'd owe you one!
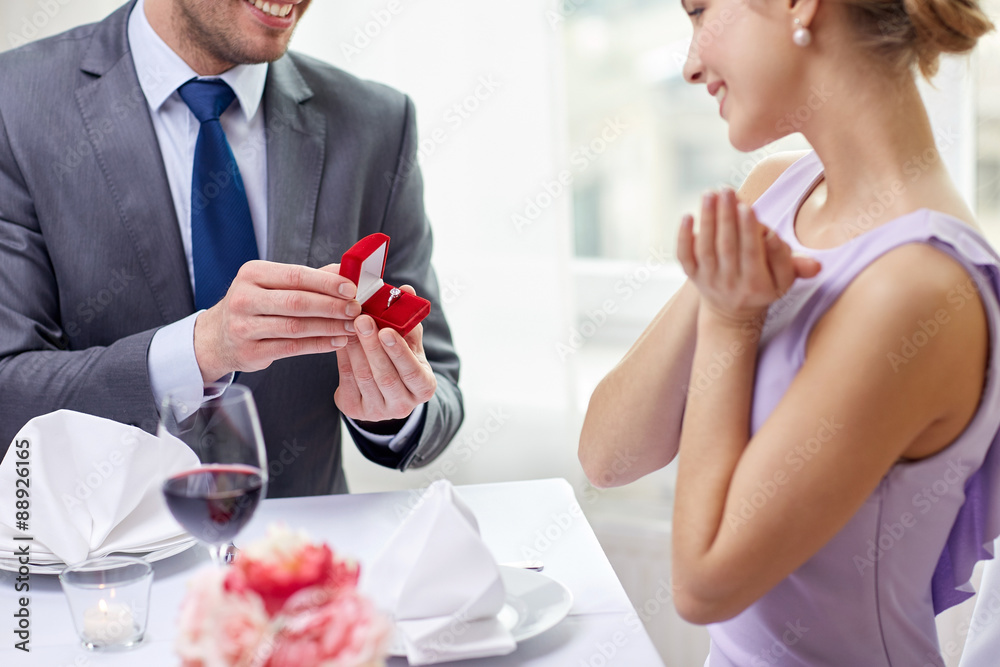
[0,478,665,666]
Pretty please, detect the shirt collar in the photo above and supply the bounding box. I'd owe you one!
[127,0,268,122]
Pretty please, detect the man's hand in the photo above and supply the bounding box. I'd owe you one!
[194,260,362,383]
[334,285,437,424]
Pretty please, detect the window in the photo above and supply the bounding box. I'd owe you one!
[564,0,810,265]
[977,25,1000,246]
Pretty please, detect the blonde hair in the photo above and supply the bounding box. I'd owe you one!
[844,0,995,78]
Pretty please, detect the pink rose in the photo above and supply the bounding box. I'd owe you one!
[267,588,391,667]
[177,569,273,667]
[226,542,360,616]
[176,525,387,667]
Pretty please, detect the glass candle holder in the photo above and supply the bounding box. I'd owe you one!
[59,556,152,650]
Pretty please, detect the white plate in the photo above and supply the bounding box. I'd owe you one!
[389,566,574,658]
[0,538,198,575]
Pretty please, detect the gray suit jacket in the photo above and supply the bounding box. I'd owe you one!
[0,2,463,497]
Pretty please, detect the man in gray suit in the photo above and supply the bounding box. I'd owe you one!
[0,0,463,497]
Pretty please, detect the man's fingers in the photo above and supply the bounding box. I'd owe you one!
[251,289,362,319]
[355,317,419,412]
[343,323,388,414]
[243,315,358,340]
[241,260,358,299]
[401,322,426,355]
[378,328,436,403]
[248,336,347,366]
[334,346,363,414]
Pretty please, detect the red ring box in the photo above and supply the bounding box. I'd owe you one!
[340,233,431,336]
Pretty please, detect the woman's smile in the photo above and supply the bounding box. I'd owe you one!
[708,80,728,118]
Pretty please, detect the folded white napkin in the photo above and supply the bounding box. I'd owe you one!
[362,480,516,665]
[0,410,199,566]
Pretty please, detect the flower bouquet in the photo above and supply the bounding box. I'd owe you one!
[176,525,391,667]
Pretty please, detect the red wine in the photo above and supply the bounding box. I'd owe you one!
[163,465,264,544]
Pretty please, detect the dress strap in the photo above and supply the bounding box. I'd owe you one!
[750,151,824,237]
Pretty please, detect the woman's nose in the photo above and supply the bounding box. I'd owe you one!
[683,40,704,84]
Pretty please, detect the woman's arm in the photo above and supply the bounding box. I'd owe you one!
[671,200,988,624]
[578,151,810,487]
[578,278,701,487]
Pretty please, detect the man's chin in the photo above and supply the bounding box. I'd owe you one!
[226,9,298,63]
[217,37,293,67]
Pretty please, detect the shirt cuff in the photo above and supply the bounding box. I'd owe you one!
[148,311,234,417]
[345,403,426,453]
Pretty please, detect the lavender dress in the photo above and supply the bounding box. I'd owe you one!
[705,151,1000,666]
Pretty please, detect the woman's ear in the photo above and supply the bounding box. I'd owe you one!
[789,0,820,30]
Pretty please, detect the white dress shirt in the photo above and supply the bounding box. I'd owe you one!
[131,0,421,451]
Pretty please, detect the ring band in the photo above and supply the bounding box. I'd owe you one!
[387,287,401,308]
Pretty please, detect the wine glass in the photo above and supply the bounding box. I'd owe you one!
[158,383,268,566]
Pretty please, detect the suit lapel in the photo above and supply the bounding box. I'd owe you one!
[75,1,194,323]
[263,57,326,267]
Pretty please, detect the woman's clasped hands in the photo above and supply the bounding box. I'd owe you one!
[677,187,823,327]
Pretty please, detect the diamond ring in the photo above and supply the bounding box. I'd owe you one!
[387,287,401,308]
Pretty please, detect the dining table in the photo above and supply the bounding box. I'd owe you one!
[2,477,666,666]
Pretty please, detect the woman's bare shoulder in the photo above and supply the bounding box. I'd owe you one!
[807,241,989,458]
[737,150,813,205]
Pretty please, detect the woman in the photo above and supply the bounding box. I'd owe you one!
[579,0,998,664]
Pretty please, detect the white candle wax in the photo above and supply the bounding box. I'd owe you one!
[82,599,134,644]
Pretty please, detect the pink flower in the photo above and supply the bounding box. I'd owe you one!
[176,525,388,667]
[225,526,360,616]
[267,588,391,667]
[177,569,273,667]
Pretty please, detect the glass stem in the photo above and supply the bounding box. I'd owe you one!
[207,543,227,567]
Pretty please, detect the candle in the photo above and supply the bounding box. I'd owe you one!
[82,599,135,644]
[60,556,152,651]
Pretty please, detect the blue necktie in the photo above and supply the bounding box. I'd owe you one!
[178,79,259,311]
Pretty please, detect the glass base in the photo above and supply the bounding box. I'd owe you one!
[81,627,145,651]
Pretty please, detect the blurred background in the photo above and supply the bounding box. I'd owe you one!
[2,0,999,663]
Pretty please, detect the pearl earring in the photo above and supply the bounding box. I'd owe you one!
[793,18,812,47]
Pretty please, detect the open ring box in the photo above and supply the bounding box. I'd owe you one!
[340,233,431,336]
